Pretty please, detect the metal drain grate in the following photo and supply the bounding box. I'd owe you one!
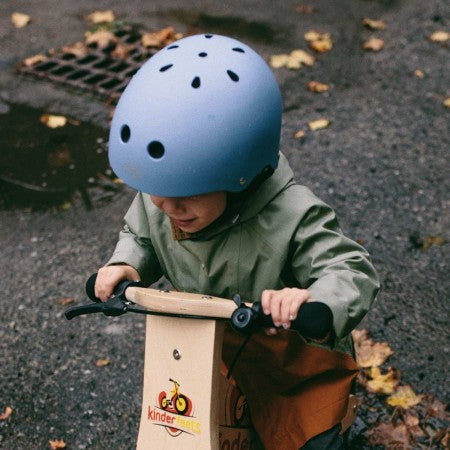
[18,26,173,103]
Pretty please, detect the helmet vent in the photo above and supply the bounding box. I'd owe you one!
[120,125,130,143]
[191,76,201,88]
[167,45,179,49]
[227,70,239,82]
[198,52,208,57]
[205,34,213,39]
[232,47,245,53]
[159,64,173,72]
[147,141,165,159]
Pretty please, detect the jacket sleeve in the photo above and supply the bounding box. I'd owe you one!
[290,200,380,340]
[106,193,164,286]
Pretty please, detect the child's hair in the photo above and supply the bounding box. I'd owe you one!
[108,34,283,197]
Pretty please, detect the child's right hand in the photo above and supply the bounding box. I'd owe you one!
[95,264,140,302]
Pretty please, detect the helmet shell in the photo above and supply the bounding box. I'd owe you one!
[109,34,282,196]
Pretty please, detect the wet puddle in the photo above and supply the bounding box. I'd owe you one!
[0,103,118,209]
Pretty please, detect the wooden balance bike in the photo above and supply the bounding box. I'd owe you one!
[65,275,357,449]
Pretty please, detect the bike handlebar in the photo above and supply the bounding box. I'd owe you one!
[65,274,333,340]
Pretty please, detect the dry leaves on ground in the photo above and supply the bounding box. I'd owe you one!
[362,37,385,51]
[352,329,394,368]
[362,18,387,30]
[85,29,118,49]
[96,358,111,367]
[307,81,330,93]
[367,422,411,448]
[429,31,449,42]
[11,12,31,28]
[61,42,88,58]
[365,367,400,394]
[270,50,315,69]
[304,30,333,53]
[40,114,67,129]
[57,297,75,306]
[0,406,12,420]
[141,26,179,48]
[308,118,330,131]
[387,385,423,409]
[49,439,66,449]
[86,10,115,24]
[22,54,48,67]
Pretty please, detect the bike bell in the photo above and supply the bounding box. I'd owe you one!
[108,33,282,196]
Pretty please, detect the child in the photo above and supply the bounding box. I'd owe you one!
[95,34,379,449]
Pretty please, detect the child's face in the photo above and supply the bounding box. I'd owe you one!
[150,192,227,233]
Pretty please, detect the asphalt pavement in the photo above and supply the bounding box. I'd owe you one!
[0,0,448,448]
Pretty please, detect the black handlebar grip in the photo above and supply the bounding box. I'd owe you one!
[85,273,101,302]
[255,301,333,340]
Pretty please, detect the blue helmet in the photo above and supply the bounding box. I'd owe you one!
[108,33,282,196]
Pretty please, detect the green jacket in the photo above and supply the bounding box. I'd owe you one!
[107,153,380,354]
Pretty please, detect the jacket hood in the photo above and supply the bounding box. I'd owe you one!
[188,152,295,240]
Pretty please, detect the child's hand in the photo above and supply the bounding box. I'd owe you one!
[95,264,140,302]
[261,288,311,335]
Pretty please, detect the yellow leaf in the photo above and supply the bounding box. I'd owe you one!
[141,27,177,48]
[308,119,330,131]
[352,329,394,368]
[362,18,387,30]
[11,12,31,28]
[362,38,385,51]
[22,54,48,67]
[96,358,111,367]
[86,10,115,24]
[422,235,446,250]
[62,42,88,58]
[40,114,67,129]
[111,43,133,59]
[270,50,315,70]
[57,297,75,306]
[414,69,425,78]
[429,31,449,42]
[304,30,333,53]
[0,406,12,420]
[293,130,306,140]
[366,367,399,394]
[49,439,66,450]
[387,385,423,409]
[444,98,450,108]
[85,29,118,49]
[59,202,72,211]
[113,177,124,184]
[307,81,330,93]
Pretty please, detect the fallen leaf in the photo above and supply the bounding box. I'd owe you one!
[387,385,423,409]
[422,394,448,420]
[113,177,124,184]
[366,367,400,394]
[22,54,48,67]
[11,12,31,28]
[96,358,111,367]
[352,329,394,367]
[414,69,425,78]
[62,42,88,58]
[422,235,446,250]
[308,119,330,131]
[59,202,72,211]
[85,29,118,49]
[49,439,66,450]
[40,114,67,129]
[141,26,177,48]
[86,10,115,24]
[304,30,333,53]
[307,81,330,92]
[293,130,306,140]
[111,42,133,59]
[270,49,315,69]
[404,412,425,438]
[362,37,385,51]
[0,406,12,420]
[444,98,450,108]
[362,18,387,30]
[367,422,411,448]
[441,431,449,448]
[57,297,75,306]
[429,31,449,42]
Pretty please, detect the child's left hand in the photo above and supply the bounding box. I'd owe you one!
[261,288,311,335]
